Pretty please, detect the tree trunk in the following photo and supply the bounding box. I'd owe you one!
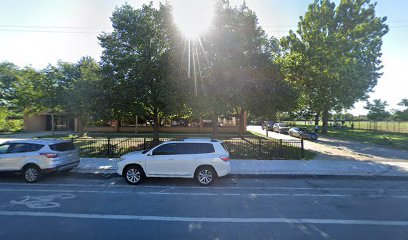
[114,119,120,133]
[322,107,329,134]
[314,113,320,126]
[239,108,245,136]
[212,114,219,139]
[78,120,84,137]
[78,115,88,137]
[152,107,159,142]
[199,116,203,132]
[135,115,138,134]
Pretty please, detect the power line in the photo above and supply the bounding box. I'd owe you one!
[0,24,110,30]
[0,29,102,34]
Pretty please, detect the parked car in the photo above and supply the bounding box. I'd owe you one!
[0,140,80,183]
[273,123,290,134]
[288,127,319,140]
[117,138,231,186]
[261,121,275,130]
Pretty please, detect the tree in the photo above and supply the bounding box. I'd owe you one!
[61,57,101,136]
[0,62,20,110]
[197,1,296,136]
[365,99,390,121]
[394,99,408,121]
[13,66,49,115]
[98,3,184,141]
[280,0,388,133]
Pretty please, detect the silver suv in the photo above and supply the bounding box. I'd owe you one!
[0,139,80,183]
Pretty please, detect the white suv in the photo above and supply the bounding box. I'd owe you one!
[117,138,231,186]
[0,140,80,183]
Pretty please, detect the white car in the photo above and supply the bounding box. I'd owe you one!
[117,138,231,186]
[0,139,80,183]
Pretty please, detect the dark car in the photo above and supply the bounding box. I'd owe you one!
[272,123,290,134]
[288,127,318,140]
[261,121,275,130]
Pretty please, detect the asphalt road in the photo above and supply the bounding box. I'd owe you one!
[0,174,408,240]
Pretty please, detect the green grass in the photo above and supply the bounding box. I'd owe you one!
[325,128,408,151]
[283,122,408,151]
[286,121,408,134]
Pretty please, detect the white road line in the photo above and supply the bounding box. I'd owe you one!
[0,188,407,198]
[0,210,407,226]
[1,182,406,192]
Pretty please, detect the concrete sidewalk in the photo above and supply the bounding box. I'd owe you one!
[74,158,408,177]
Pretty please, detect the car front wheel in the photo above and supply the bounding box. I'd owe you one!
[23,165,41,183]
[124,166,144,185]
[195,167,216,186]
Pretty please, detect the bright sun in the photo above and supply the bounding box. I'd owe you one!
[172,0,214,38]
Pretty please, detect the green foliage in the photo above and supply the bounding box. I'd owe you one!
[0,107,22,132]
[193,1,297,126]
[0,62,20,109]
[280,0,388,132]
[394,99,408,121]
[98,3,185,139]
[365,99,390,121]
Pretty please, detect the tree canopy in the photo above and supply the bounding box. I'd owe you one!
[280,0,388,132]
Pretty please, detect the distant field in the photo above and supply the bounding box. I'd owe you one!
[286,121,408,134]
[284,121,408,151]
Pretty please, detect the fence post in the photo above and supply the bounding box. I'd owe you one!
[143,137,146,150]
[107,137,111,156]
[301,137,304,159]
[258,138,261,159]
[279,139,283,159]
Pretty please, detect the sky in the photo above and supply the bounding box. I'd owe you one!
[0,0,407,115]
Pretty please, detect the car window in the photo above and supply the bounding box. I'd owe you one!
[152,143,177,155]
[49,142,75,151]
[0,144,11,154]
[176,143,215,154]
[221,142,229,152]
[9,143,44,153]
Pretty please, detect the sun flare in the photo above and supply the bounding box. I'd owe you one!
[172,0,214,38]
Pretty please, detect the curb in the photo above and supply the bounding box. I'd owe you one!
[71,168,408,178]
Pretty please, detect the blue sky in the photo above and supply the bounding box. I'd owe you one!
[1,0,407,115]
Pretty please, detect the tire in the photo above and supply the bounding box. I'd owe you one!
[124,165,144,185]
[195,167,216,186]
[23,165,42,183]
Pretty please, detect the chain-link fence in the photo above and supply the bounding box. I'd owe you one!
[286,120,408,134]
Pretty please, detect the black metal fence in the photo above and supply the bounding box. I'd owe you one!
[72,137,304,160]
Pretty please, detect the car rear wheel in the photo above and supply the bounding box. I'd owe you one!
[195,167,216,186]
[124,166,144,185]
[23,165,41,183]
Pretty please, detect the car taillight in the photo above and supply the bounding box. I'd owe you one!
[40,153,59,158]
[220,156,230,162]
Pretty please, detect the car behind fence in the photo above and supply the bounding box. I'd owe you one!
[71,136,304,160]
